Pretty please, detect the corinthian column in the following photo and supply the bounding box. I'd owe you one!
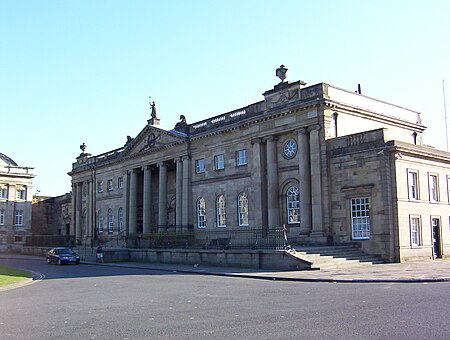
[129,169,138,236]
[265,136,280,227]
[87,180,92,238]
[251,138,264,227]
[71,183,77,239]
[182,156,191,231]
[123,171,129,236]
[158,162,167,232]
[296,128,311,234]
[175,158,183,232]
[75,182,82,243]
[142,166,152,234]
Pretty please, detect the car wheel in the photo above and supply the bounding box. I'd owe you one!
[75,260,80,265]
[47,258,51,265]
[58,259,62,265]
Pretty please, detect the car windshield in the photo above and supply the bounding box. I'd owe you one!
[56,249,74,255]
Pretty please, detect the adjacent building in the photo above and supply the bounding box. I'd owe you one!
[31,193,73,246]
[69,66,450,262]
[0,153,35,252]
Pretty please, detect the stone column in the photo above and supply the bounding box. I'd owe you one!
[123,171,129,236]
[296,128,311,235]
[75,182,82,243]
[142,165,152,234]
[71,183,77,238]
[158,162,167,232]
[308,124,325,240]
[265,136,280,227]
[175,158,183,232]
[87,180,92,239]
[251,138,264,227]
[129,169,138,236]
[182,156,191,231]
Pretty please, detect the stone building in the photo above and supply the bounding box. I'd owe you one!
[31,193,72,245]
[0,153,35,252]
[69,66,449,262]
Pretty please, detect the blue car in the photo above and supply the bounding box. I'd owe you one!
[47,247,80,265]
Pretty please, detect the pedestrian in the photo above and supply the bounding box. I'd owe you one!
[96,243,104,263]
[283,224,293,251]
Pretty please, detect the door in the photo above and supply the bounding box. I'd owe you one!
[431,218,442,258]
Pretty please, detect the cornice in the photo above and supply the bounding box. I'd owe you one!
[324,99,426,132]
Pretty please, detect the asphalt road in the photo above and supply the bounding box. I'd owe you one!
[1,257,449,340]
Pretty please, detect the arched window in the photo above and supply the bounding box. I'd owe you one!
[118,208,123,232]
[237,192,249,226]
[216,194,226,227]
[97,210,103,233]
[197,197,206,228]
[107,209,113,233]
[287,186,300,224]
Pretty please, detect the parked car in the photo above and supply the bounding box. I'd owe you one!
[46,247,80,265]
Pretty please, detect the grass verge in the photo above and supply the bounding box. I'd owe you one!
[0,265,33,286]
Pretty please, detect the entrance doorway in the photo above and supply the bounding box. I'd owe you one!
[431,218,442,258]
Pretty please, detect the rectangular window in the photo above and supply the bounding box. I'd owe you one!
[16,187,26,200]
[118,177,124,189]
[235,149,247,166]
[0,210,4,225]
[447,176,450,203]
[0,186,7,199]
[410,216,421,246]
[107,179,113,191]
[351,197,370,240]
[429,174,439,202]
[214,154,225,170]
[195,159,205,173]
[408,170,419,200]
[97,181,103,193]
[15,210,24,226]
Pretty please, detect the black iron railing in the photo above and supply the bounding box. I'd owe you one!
[25,228,287,251]
[97,227,286,250]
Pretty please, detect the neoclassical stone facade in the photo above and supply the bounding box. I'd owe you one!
[69,67,449,262]
[0,153,35,252]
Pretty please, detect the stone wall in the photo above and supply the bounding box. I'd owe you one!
[327,129,395,260]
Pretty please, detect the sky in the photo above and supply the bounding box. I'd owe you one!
[1,0,449,197]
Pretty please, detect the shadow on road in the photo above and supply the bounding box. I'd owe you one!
[0,254,276,282]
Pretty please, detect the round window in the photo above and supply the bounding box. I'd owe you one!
[283,139,297,159]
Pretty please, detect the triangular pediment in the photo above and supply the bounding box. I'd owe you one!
[121,125,187,158]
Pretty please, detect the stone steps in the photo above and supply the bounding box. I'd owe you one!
[288,245,385,270]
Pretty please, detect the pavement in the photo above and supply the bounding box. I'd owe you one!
[1,255,449,290]
[85,258,450,283]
